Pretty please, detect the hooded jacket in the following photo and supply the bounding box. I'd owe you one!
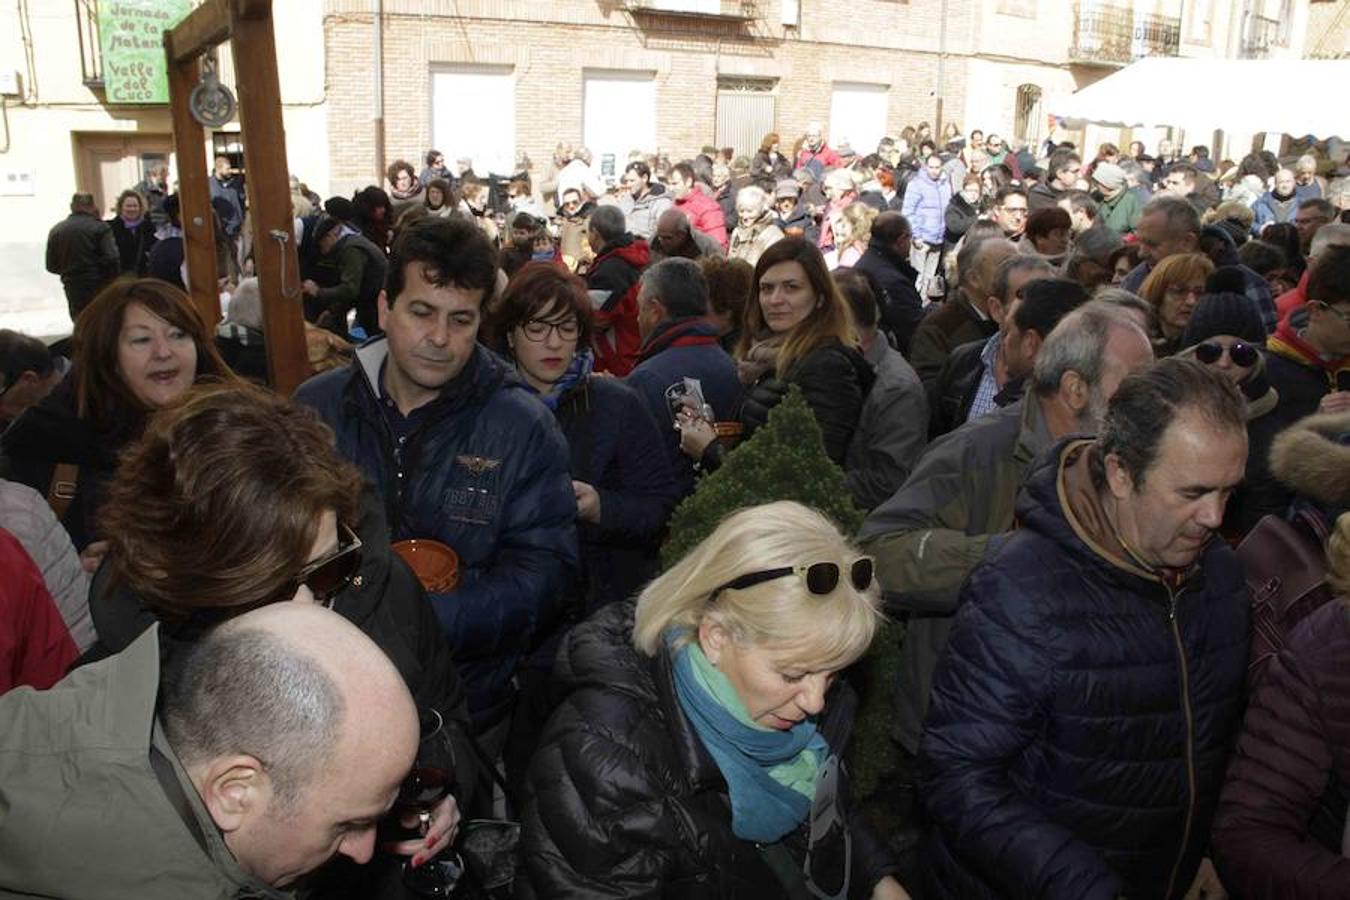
[587,234,651,376]
[293,341,579,730]
[0,625,291,900]
[674,187,729,250]
[618,188,672,241]
[517,600,897,898]
[920,438,1249,900]
[1269,409,1350,527]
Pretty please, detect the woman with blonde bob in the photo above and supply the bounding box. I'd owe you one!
[679,237,874,470]
[1138,251,1215,356]
[520,501,909,899]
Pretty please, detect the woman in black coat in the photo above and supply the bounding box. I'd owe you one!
[519,501,908,899]
[679,237,873,471]
[107,189,157,275]
[490,262,680,615]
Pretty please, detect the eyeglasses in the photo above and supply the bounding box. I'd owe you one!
[290,521,363,606]
[520,318,580,342]
[1195,340,1259,367]
[711,558,875,599]
[1313,300,1350,327]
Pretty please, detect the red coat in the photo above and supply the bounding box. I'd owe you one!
[586,236,651,376]
[674,188,728,250]
[0,529,77,694]
[1213,600,1350,897]
[1275,269,1309,323]
[796,144,843,170]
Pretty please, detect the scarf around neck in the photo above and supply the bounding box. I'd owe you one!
[667,630,826,842]
[737,331,785,385]
[520,347,593,410]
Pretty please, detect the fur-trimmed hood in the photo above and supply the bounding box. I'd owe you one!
[1269,410,1350,509]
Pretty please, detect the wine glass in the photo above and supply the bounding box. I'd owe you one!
[391,708,464,898]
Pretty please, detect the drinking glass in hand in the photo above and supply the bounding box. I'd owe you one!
[392,708,463,897]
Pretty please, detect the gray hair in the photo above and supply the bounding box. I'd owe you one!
[588,204,628,245]
[992,255,1055,304]
[1141,195,1201,237]
[735,184,769,216]
[1091,286,1151,319]
[640,257,709,319]
[1311,222,1350,258]
[161,624,344,810]
[225,278,263,330]
[1032,300,1143,399]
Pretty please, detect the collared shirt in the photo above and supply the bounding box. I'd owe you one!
[967,332,1003,422]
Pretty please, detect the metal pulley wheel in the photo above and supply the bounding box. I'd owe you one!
[190,49,236,127]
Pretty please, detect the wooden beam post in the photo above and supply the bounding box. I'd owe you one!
[166,55,220,327]
[230,0,308,394]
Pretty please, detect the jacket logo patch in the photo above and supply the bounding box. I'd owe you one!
[455,455,502,475]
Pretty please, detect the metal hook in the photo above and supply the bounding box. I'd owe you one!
[268,229,300,299]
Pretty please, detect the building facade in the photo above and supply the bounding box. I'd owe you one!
[0,0,1327,331]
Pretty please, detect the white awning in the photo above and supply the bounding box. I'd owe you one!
[1050,58,1350,139]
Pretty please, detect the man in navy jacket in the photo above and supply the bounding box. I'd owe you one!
[295,217,579,741]
[919,358,1249,900]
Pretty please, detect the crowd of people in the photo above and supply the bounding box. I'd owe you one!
[4,117,1350,899]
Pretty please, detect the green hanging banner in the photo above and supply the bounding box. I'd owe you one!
[98,0,195,104]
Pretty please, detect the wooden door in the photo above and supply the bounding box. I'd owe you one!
[73,133,175,216]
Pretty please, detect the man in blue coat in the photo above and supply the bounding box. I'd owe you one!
[294,217,579,745]
[919,357,1250,900]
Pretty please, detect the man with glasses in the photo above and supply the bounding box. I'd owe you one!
[981,134,1022,179]
[989,185,1029,240]
[1266,244,1350,420]
[295,217,579,768]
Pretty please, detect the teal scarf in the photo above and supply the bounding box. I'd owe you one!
[667,630,827,842]
[519,347,593,411]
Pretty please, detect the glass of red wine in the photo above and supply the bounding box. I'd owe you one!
[392,708,463,898]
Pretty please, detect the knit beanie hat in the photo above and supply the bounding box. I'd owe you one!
[1181,291,1267,348]
[1092,162,1127,191]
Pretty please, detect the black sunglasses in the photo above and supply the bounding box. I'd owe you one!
[291,522,363,606]
[1194,340,1258,367]
[712,558,875,599]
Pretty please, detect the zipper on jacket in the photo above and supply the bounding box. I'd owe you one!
[1162,586,1198,900]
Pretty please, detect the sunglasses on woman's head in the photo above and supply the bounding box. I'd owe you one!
[1194,341,1258,367]
[711,558,875,600]
[292,521,363,607]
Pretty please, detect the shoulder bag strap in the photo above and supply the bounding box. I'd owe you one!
[46,462,80,522]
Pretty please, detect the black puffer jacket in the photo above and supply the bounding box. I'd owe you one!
[919,439,1250,900]
[738,341,874,465]
[519,601,897,898]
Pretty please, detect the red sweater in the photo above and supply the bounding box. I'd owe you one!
[674,188,728,250]
[0,529,77,694]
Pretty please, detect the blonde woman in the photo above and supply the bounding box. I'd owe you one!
[1138,252,1215,356]
[519,501,910,899]
[834,201,877,269]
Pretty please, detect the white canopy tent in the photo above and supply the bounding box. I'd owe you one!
[1050,58,1350,139]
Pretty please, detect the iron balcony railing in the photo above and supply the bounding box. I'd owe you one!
[1241,13,1284,57]
[624,0,757,21]
[76,0,103,87]
[1070,2,1181,65]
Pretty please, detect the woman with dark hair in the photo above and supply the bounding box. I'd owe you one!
[1022,206,1072,263]
[490,262,678,615]
[979,163,1014,208]
[107,189,157,275]
[1258,221,1306,282]
[751,132,792,187]
[386,158,424,221]
[352,185,394,252]
[87,380,475,898]
[423,177,456,218]
[1107,242,1145,286]
[679,237,874,469]
[0,278,236,556]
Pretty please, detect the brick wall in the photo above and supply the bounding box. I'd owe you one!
[322,0,987,196]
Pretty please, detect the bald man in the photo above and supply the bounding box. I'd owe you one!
[650,208,725,263]
[0,603,419,899]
